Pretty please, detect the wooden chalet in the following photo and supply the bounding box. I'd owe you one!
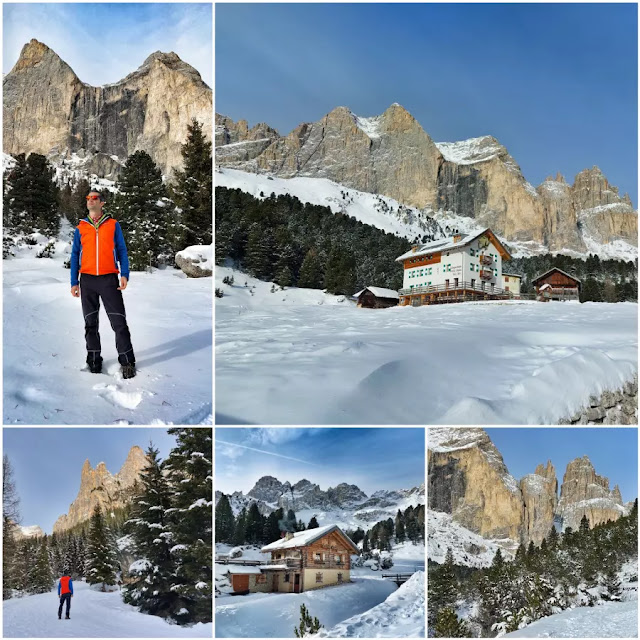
[395,229,513,306]
[226,525,359,595]
[353,286,399,309]
[532,268,581,302]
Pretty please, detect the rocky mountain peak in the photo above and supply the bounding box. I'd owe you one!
[11,39,70,75]
[142,50,182,68]
[247,475,287,503]
[534,460,556,481]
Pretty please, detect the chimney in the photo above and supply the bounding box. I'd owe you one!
[411,245,418,253]
[453,234,462,243]
[285,531,295,541]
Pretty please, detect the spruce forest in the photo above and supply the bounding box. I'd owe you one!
[2,428,212,626]
[428,503,638,637]
[215,187,638,301]
[3,119,212,268]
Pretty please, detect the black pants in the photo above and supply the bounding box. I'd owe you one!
[80,273,135,366]
[58,593,71,618]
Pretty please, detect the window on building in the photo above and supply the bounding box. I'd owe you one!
[471,279,476,288]
[316,573,323,584]
[470,264,474,271]
[314,553,322,562]
[256,574,267,584]
[338,573,344,583]
[505,276,509,282]
[445,280,449,289]
[506,285,510,291]
[454,278,459,288]
[284,574,290,583]
[335,555,341,563]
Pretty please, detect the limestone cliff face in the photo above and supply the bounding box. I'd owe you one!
[556,456,624,531]
[216,106,636,255]
[428,428,523,541]
[53,446,147,533]
[520,461,558,546]
[3,39,212,179]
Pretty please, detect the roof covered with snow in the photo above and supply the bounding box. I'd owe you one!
[532,267,581,285]
[395,228,511,262]
[353,286,399,300]
[261,524,359,552]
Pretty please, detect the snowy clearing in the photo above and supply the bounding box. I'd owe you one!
[316,571,424,638]
[4,240,212,424]
[3,581,212,638]
[504,598,638,638]
[215,267,637,425]
[215,570,398,638]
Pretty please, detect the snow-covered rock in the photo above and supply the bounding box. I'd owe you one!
[175,245,212,278]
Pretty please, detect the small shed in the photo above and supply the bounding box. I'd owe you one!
[353,286,399,309]
[532,268,581,301]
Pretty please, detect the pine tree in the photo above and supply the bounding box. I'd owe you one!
[395,510,406,543]
[164,428,212,624]
[579,515,591,534]
[307,516,319,530]
[297,248,324,289]
[244,503,264,544]
[86,505,118,591]
[122,444,179,619]
[3,455,21,599]
[170,119,212,251]
[434,607,469,638]
[546,525,559,550]
[29,536,55,594]
[601,563,622,601]
[111,150,171,270]
[264,509,283,543]
[215,494,235,543]
[294,603,323,637]
[233,508,247,545]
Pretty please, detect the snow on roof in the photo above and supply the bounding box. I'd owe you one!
[354,286,399,300]
[502,272,522,278]
[261,524,358,552]
[532,267,581,285]
[395,228,510,262]
[226,566,263,575]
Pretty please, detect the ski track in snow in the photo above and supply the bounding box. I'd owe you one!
[215,268,637,425]
[504,598,638,638]
[4,256,212,425]
[215,569,398,638]
[3,582,212,638]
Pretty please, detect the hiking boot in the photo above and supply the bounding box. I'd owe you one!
[65,616,70,620]
[87,355,103,374]
[121,363,136,379]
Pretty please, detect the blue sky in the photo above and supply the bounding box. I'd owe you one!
[215,427,425,495]
[3,428,178,534]
[486,427,638,503]
[216,3,637,204]
[4,3,212,87]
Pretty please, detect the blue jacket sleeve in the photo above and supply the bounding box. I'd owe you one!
[70,228,81,287]
[69,579,73,595]
[58,581,61,596]
[114,222,130,280]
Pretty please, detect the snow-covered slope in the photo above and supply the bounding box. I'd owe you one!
[316,571,424,638]
[428,510,515,568]
[216,282,637,424]
[4,223,212,425]
[3,581,212,638]
[504,598,638,638]
[216,167,443,244]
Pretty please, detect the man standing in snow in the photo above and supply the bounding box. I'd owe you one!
[57,573,73,620]
[70,190,136,379]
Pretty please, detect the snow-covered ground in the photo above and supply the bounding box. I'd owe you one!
[428,510,515,568]
[215,267,637,425]
[4,224,212,424]
[3,581,212,638]
[315,571,424,638]
[504,599,638,638]
[215,568,399,638]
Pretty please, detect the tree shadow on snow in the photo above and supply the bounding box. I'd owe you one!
[135,329,212,369]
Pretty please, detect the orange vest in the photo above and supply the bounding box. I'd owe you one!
[60,576,72,595]
[78,217,120,277]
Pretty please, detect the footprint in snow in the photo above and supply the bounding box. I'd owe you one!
[93,383,143,410]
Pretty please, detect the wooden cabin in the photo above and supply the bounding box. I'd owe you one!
[532,268,581,302]
[395,228,513,306]
[353,286,399,309]
[226,525,359,595]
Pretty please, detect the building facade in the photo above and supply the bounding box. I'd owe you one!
[396,229,512,306]
[501,273,522,297]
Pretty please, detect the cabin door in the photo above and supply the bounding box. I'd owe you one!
[232,574,249,593]
[273,573,279,592]
[294,573,301,593]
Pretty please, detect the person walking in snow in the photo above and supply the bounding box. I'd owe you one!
[70,190,136,379]
[57,573,73,620]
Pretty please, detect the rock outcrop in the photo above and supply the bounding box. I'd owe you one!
[520,461,558,545]
[556,455,624,531]
[216,105,637,255]
[11,524,44,540]
[429,429,629,547]
[53,445,147,533]
[428,428,523,541]
[3,39,212,180]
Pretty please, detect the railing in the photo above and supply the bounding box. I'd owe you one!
[215,558,264,566]
[479,269,493,280]
[399,281,512,297]
[268,558,301,568]
[381,572,414,585]
[480,254,493,265]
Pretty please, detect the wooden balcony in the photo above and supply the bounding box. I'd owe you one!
[266,558,301,569]
[398,281,513,306]
[479,269,493,280]
[480,254,493,265]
